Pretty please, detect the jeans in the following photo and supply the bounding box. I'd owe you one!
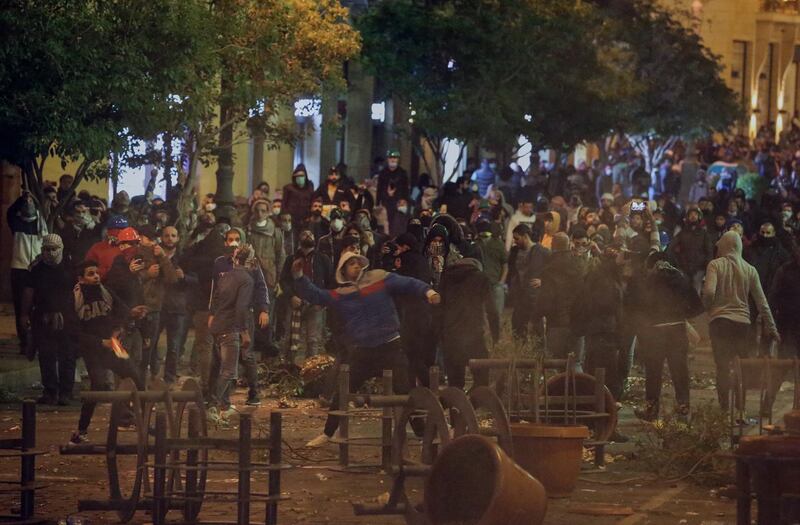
[160,312,189,383]
[240,313,259,398]
[34,326,76,400]
[585,333,623,401]
[77,339,144,433]
[709,318,752,410]
[190,310,213,395]
[139,311,161,378]
[323,339,411,437]
[11,269,30,351]
[640,324,690,415]
[212,332,241,408]
[285,305,325,359]
[491,283,505,317]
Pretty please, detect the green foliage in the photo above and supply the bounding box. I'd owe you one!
[358,0,627,158]
[600,0,744,139]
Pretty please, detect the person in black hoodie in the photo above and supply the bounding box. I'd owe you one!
[438,258,499,388]
[769,244,800,358]
[69,260,148,444]
[181,224,226,395]
[667,206,714,292]
[632,253,703,421]
[393,233,436,386]
[508,223,550,341]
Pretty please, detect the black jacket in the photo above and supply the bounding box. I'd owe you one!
[667,223,713,274]
[438,258,500,349]
[633,262,703,326]
[536,251,585,328]
[571,258,624,337]
[769,259,800,327]
[279,249,334,298]
[745,237,790,294]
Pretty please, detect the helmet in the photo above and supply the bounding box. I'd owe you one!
[386,149,400,159]
[116,227,140,243]
[106,215,129,230]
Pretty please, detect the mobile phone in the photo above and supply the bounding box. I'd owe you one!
[631,201,646,212]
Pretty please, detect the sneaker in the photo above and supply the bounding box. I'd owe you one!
[245,394,261,407]
[305,433,332,448]
[69,431,89,445]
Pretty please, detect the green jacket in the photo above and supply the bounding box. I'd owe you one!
[247,220,285,289]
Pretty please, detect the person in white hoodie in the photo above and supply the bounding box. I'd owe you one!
[504,196,536,252]
[702,231,780,410]
[7,192,47,353]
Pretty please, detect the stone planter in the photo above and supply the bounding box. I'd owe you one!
[425,434,547,525]
[510,422,589,497]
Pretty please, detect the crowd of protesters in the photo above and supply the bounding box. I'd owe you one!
[7,130,800,445]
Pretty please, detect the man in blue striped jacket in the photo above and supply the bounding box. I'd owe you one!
[293,251,440,447]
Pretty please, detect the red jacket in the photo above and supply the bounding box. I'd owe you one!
[85,241,122,279]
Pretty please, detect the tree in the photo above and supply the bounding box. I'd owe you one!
[357,0,631,182]
[208,0,360,218]
[597,0,743,183]
[0,0,217,228]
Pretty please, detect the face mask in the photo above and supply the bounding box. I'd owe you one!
[204,202,216,212]
[273,208,281,216]
[397,206,408,214]
[655,219,663,226]
[783,210,793,221]
[295,176,306,188]
[387,160,399,170]
[42,246,63,266]
[331,218,344,233]
[281,222,292,232]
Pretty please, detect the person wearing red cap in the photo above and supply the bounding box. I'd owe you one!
[85,215,130,278]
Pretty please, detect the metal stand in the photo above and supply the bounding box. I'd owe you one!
[0,401,47,525]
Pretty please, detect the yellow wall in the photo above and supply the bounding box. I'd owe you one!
[41,156,109,201]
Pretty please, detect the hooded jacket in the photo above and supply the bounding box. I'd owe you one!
[536,251,586,328]
[438,258,500,347]
[292,251,431,348]
[540,211,561,250]
[769,257,800,327]
[8,196,47,270]
[247,218,285,288]
[702,231,777,334]
[744,236,790,294]
[635,261,703,326]
[282,177,315,223]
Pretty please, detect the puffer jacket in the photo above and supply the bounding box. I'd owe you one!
[247,220,285,288]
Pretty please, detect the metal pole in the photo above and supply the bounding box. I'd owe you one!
[185,407,200,519]
[20,400,35,519]
[267,411,282,525]
[338,364,350,467]
[238,413,252,525]
[381,370,393,471]
[153,411,168,525]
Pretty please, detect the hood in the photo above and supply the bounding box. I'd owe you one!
[545,211,561,236]
[249,217,276,235]
[717,230,742,259]
[430,213,464,246]
[424,223,451,257]
[443,257,483,284]
[335,251,370,284]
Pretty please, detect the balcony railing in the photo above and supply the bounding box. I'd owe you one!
[763,0,800,14]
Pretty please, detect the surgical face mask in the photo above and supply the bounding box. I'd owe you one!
[272,207,281,216]
[41,245,63,266]
[479,231,492,239]
[331,218,344,233]
[204,202,216,212]
[387,159,399,170]
[783,210,793,221]
[397,206,408,215]
[295,176,306,188]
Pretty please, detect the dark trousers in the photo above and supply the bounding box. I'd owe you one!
[511,302,541,342]
[585,333,623,401]
[10,268,30,351]
[640,324,690,415]
[709,318,751,410]
[78,342,144,433]
[160,312,189,383]
[35,327,76,400]
[139,312,161,378]
[323,339,411,437]
[442,336,489,389]
[401,315,436,387]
